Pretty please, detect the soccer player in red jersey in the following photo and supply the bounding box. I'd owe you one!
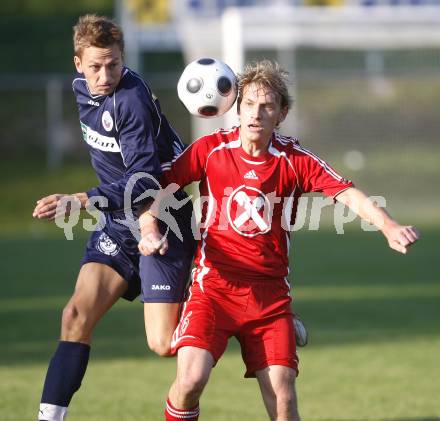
[139,60,419,421]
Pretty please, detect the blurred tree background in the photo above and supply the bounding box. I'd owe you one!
[0,1,113,74]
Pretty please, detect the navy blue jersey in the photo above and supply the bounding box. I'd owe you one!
[72,67,186,212]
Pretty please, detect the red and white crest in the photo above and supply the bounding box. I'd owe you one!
[102,110,113,132]
[227,185,272,237]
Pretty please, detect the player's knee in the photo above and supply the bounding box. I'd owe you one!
[177,373,208,400]
[62,303,78,329]
[61,303,89,337]
[146,336,172,357]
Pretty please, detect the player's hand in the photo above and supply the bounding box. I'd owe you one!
[383,222,420,254]
[138,231,168,256]
[138,212,168,256]
[138,209,169,256]
[33,194,70,220]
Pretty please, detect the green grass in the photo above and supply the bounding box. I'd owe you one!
[0,228,439,420]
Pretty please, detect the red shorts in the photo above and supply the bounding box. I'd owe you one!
[171,272,298,377]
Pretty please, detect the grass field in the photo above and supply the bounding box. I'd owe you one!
[1,42,439,420]
[1,226,439,421]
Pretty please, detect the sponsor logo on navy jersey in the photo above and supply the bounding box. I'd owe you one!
[81,122,120,152]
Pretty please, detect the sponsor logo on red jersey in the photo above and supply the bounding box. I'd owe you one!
[227,185,272,237]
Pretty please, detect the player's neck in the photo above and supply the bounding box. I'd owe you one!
[240,135,271,157]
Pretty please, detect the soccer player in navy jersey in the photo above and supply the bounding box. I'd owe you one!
[32,15,195,421]
[139,60,420,420]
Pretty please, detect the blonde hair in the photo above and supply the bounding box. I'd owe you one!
[73,14,124,57]
[237,60,292,111]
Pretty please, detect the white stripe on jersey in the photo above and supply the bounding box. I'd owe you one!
[240,156,267,165]
[282,188,296,233]
[168,123,185,156]
[72,77,99,101]
[169,333,197,350]
[201,136,242,275]
[284,276,291,293]
[173,140,184,156]
[74,77,106,100]
[195,177,217,291]
[273,132,345,182]
[112,89,128,167]
[113,92,119,132]
[268,142,296,174]
[294,143,344,181]
[170,128,241,170]
[205,137,241,171]
[171,279,198,349]
[72,77,86,92]
[284,232,291,294]
[275,133,300,146]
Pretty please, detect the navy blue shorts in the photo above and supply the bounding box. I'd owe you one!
[81,201,195,302]
[139,227,194,303]
[82,228,142,301]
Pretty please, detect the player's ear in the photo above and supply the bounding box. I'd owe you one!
[278,106,288,124]
[74,56,83,73]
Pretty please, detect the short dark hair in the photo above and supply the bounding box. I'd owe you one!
[73,14,124,57]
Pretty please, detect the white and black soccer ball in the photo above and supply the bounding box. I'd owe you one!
[294,315,308,347]
[177,58,237,118]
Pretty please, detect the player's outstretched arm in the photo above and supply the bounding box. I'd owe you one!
[335,187,420,254]
[32,192,89,220]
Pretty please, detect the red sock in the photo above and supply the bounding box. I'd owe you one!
[164,398,199,420]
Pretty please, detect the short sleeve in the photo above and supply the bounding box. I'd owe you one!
[161,135,211,188]
[293,146,353,198]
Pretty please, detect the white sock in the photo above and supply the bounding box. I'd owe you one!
[38,403,68,421]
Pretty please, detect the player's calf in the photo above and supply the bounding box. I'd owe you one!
[274,388,300,421]
[39,341,90,421]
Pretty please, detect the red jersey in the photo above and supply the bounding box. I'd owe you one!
[163,126,352,285]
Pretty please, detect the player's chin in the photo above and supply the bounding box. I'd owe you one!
[96,85,115,95]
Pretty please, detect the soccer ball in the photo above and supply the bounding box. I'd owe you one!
[294,315,308,347]
[177,58,238,118]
